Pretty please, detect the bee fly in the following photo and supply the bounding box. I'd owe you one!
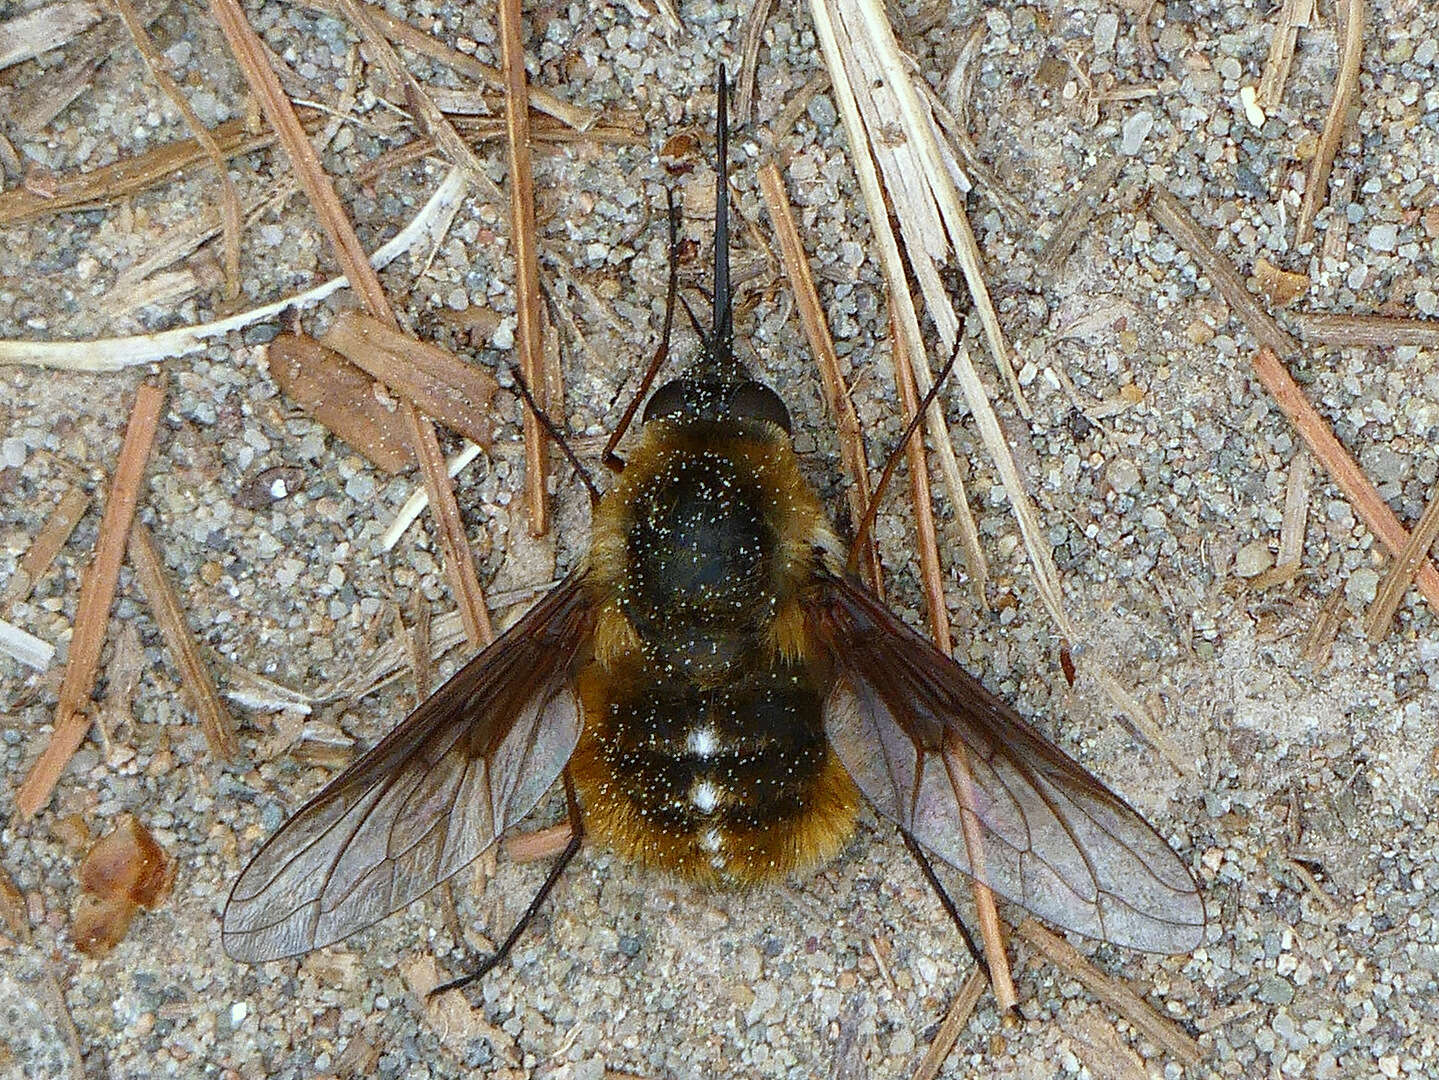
[224,68,1205,988]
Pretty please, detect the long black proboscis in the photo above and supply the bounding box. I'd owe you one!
[712,63,733,374]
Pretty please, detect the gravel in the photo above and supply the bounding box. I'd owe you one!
[2,0,1437,1077]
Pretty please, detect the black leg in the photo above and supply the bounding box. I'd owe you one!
[430,773,586,997]
[602,188,682,472]
[846,329,966,577]
[509,367,602,506]
[900,828,988,978]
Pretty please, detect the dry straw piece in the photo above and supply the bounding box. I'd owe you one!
[210,0,492,650]
[1251,347,1439,613]
[15,382,165,819]
[127,521,240,761]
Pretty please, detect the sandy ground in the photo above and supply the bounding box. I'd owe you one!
[2,0,1437,1076]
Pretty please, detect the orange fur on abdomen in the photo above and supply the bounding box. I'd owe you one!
[571,419,858,884]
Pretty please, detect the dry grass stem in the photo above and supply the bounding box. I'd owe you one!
[0,156,470,373]
[0,618,54,671]
[1363,484,1439,642]
[1091,668,1197,779]
[888,300,1013,1004]
[1017,920,1202,1066]
[381,442,485,550]
[111,0,242,298]
[1040,155,1124,279]
[127,521,240,761]
[498,0,550,536]
[1257,0,1315,110]
[400,592,433,703]
[338,0,501,206]
[807,0,993,611]
[4,486,90,609]
[757,161,882,595]
[11,0,167,136]
[911,967,987,1080]
[735,0,778,122]
[1061,1010,1150,1080]
[0,110,319,227]
[1293,312,1439,349]
[266,332,417,474]
[891,301,956,634]
[1285,856,1341,917]
[824,0,1071,630]
[1295,0,1365,245]
[0,0,102,69]
[1147,188,1300,360]
[210,0,491,650]
[915,43,1028,224]
[1277,448,1313,570]
[14,382,165,819]
[1300,587,1346,667]
[322,312,499,450]
[1251,347,1439,610]
[304,0,596,130]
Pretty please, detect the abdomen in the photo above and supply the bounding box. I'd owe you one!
[570,656,859,884]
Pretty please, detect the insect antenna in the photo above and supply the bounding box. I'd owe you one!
[710,62,735,377]
[845,331,965,576]
[430,771,587,997]
[602,188,682,471]
[510,367,603,506]
[900,829,987,975]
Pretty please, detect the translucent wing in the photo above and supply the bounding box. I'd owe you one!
[223,573,595,962]
[806,575,1205,953]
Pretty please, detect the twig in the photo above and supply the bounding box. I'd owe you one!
[757,161,882,595]
[1292,312,1439,349]
[1363,483,1439,641]
[1257,0,1315,110]
[1284,856,1341,916]
[1,165,469,371]
[3,486,89,609]
[111,0,242,298]
[892,302,952,631]
[1251,347,1439,611]
[911,968,986,1080]
[1295,0,1364,246]
[1017,920,1201,1066]
[127,521,240,761]
[210,0,491,650]
[1040,155,1124,280]
[1146,187,1300,360]
[302,0,596,130]
[14,382,165,819]
[381,442,485,550]
[498,0,550,537]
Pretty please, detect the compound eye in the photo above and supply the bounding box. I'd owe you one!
[642,379,693,424]
[728,380,791,434]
